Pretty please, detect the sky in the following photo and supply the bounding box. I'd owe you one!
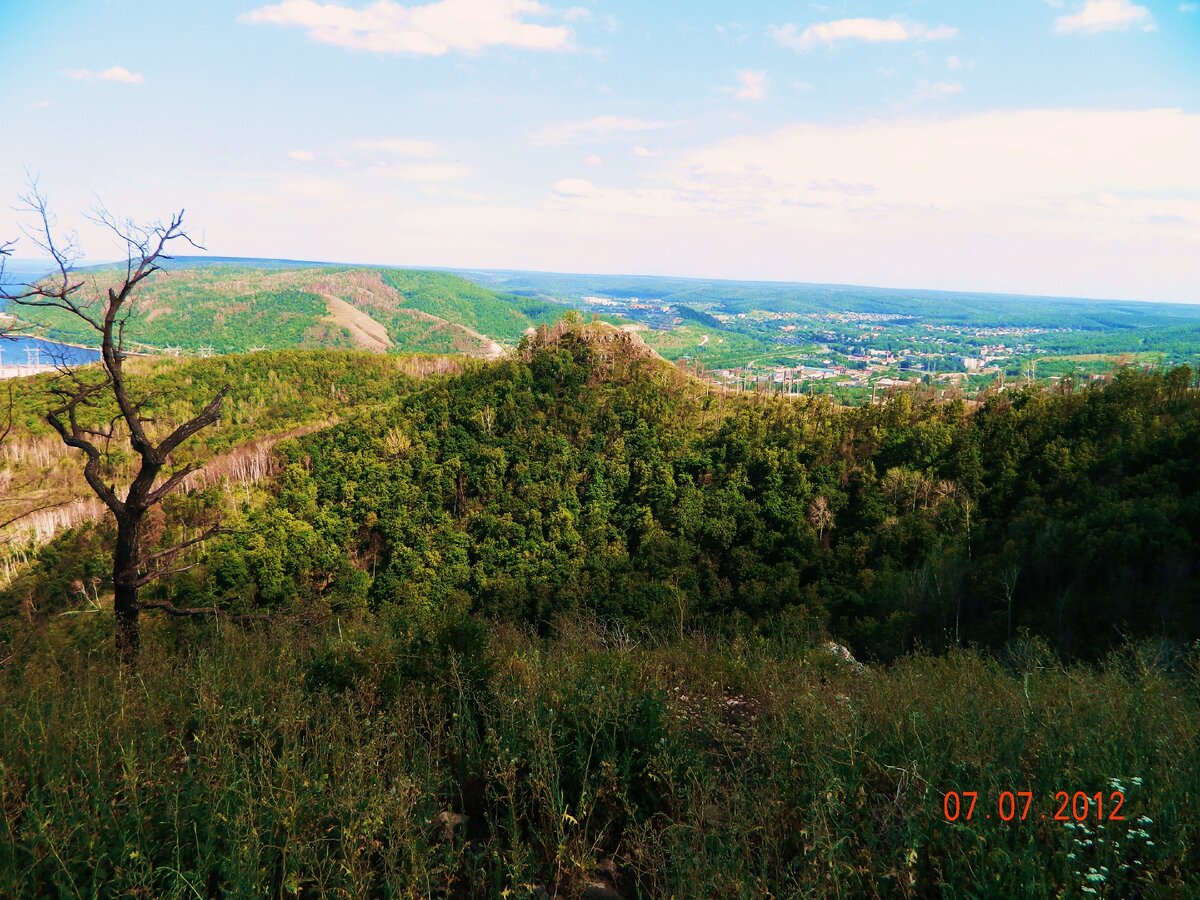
[2,0,1199,302]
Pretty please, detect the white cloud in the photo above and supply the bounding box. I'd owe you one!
[911,80,965,101]
[284,178,346,198]
[532,109,1200,252]
[1178,2,1197,11]
[632,145,659,158]
[531,115,677,145]
[287,149,316,161]
[562,5,589,21]
[584,154,605,166]
[352,138,441,156]
[31,100,52,110]
[723,69,768,101]
[772,18,957,51]
[674,109,1200,235]
[372,162,473,181]
[241,0,573,55]
[63,65,144,83]
[1054,1,1154,33]
[553,178,598,197]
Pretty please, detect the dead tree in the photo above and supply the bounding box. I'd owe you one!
[1,185,228,662]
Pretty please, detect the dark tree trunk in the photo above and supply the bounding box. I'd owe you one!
[113,511,144,663]
[4,190,229,664]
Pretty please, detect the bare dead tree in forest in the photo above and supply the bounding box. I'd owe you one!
[0,185,229,662]
[807,495,834,551]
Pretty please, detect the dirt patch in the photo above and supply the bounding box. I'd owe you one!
[320,293,393,352]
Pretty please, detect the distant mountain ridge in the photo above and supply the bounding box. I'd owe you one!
[10,259,566,357]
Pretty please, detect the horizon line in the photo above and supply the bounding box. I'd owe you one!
[4,253,1197,309]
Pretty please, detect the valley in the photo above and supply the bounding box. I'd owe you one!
[10,258,1200,407]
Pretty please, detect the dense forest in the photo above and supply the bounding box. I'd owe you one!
[2,323,1198,896]
[11,322,1193,659]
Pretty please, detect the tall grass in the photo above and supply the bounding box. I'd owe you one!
[1,618,1196,897]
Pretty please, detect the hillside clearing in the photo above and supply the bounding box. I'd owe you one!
[320,293,393,352]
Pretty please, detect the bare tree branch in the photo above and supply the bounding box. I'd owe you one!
[2,182,228,661]
[136,600,271,624]
[136,523,223,571]
[0,382,12,448]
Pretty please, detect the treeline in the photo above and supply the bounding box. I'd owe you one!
[12,325,1194,660]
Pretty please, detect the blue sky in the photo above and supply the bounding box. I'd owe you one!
[2,0,1199,300]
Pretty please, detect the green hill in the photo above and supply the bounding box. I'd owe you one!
[11,262,566,357]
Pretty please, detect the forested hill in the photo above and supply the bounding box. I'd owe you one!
[4,323,1200,895]
[6,323,1197,661]
[10,260,565,356]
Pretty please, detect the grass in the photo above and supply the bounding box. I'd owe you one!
[1,615,1196,897]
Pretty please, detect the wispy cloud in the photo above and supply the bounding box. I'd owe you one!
[371,162,473,181]
[241,0,573,56]
[352,138,441,156]
[772,18,957,51]
[911,80,965,102]
[287,149,316,161]
[63,66,144,83]
[722,69,768,101]
[284,178,346,198]
[531,115,677,145]
[1054,0,1154,33]
[545,108,1200,246]
[552,178,597,197]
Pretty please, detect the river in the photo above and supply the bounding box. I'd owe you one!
[1,262,102,374]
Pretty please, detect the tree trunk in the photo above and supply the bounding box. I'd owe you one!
[113,512,144,663]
